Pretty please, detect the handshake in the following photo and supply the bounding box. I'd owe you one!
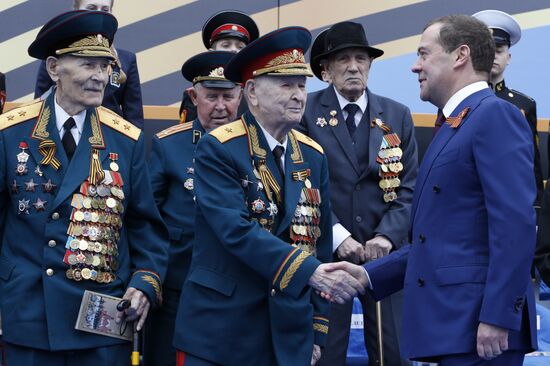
[308,262,370,304]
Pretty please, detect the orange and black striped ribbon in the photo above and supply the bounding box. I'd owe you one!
[38,139,61,170]
[88,148,105,185]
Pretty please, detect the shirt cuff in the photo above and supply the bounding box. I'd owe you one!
[332,223,351,253]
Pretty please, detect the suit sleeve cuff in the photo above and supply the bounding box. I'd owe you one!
[333,223,351,253]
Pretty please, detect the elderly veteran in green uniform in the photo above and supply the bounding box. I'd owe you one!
[0,10,168,366]
[172,26,365,366]
[145,51,242,366]
[473,10,543,215]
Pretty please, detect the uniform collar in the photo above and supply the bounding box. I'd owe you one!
[54,96,86,137]
[257,120,288,153]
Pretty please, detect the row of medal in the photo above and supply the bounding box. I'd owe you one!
[376,133,403,203]
[13,142,54,214]
[63,168,125,283]
[290,183,322,256]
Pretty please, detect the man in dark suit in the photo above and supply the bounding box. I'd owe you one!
[178,10,258,123]
[173,26,365,366]
[145,51,242,366]
[300,21,417,366]
[0,10,168,366]
[327,15,537,365]
[473,10,543,217]
[34,0,145,128]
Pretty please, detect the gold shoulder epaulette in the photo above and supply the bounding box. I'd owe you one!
[155,122,193,139]
[209,119,246,143]
[97,106,141,141]
[0,100,44,131]
[292,130,324,154]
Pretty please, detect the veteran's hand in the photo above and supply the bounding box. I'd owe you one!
[364,235,392,261]
[336,236,366,264]
[115,287,150,331]
[311,344,321,365]
[477,322,509,360]
[308,263,366,304]
[316,261,370,303]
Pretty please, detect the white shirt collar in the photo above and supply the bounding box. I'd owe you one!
[257,122,288,153]
[333,85,368,114]
[54,97,86,138]
[442,81,488,118]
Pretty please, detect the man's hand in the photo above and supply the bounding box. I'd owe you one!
[115,287,150,331]
[477,322,509,360]
[308,263,366,304]
[311,344,321,365]
[336,236,366,264]
[364,235,392,261]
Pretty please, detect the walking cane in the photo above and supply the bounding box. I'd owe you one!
[117,300,141,366]
[376,301,384,366]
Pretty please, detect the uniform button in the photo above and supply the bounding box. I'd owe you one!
[46,268,54,276]
[355,184,361,191]
[417,278,425,287]
[48,240,56,248]
[51,212,60,220]
[271,289,276,296]
[433,185,441,193]
[419,234,426,243]
[355,216,362,223]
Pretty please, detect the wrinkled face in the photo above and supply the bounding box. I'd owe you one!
[251,75,307,128]
[211,37,247,53]
[191,84,242,131]
[411,23,455,108]
[491,44,510,79]
[325,48,371,101]
[49,55,110,111]
[76,0,112,12]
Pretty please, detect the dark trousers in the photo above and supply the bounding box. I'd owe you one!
[4,342,131,366]
[437,351,525,366]
[143,287,181,366]
[318,290,409,366]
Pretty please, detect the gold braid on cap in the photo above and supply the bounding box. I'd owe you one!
[192,67,230,84]
[253,49,313,77]
[56,34,115,59]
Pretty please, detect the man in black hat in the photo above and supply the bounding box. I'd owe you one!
[473,10,542,217]
[178,10,259,123]
[145,51,242,366]
[299,21,417,366]
[173,26,364,366]
[0,10,168,365]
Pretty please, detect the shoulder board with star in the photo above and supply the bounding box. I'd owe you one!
[0,99,44,131]
[509,89,535,103]
[291,129,324,154]
[209,119,246,143]
[155,122,193,139]
[97,106,141,141]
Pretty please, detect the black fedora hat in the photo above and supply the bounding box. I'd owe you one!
[313,21,383,65]
[28,10,117,60]
[202,10,259,49]
[309,28,329,81]
[181,51,238,89]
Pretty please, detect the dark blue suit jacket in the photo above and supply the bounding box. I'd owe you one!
[149,119,205,291]
[173,112,332,365]
[0,93,168,351]
[35,48,144,128]
[299,86,417,247]
[365,88,537,360]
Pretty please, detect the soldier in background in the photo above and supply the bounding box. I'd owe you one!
[145,51,242,366]
[178,10,258,123]
[474,10,543,216]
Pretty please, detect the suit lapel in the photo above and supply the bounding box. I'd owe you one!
[359,89,383,179]
[276,131,309,236]
[410,88,493,223]
[320,87,361,174]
